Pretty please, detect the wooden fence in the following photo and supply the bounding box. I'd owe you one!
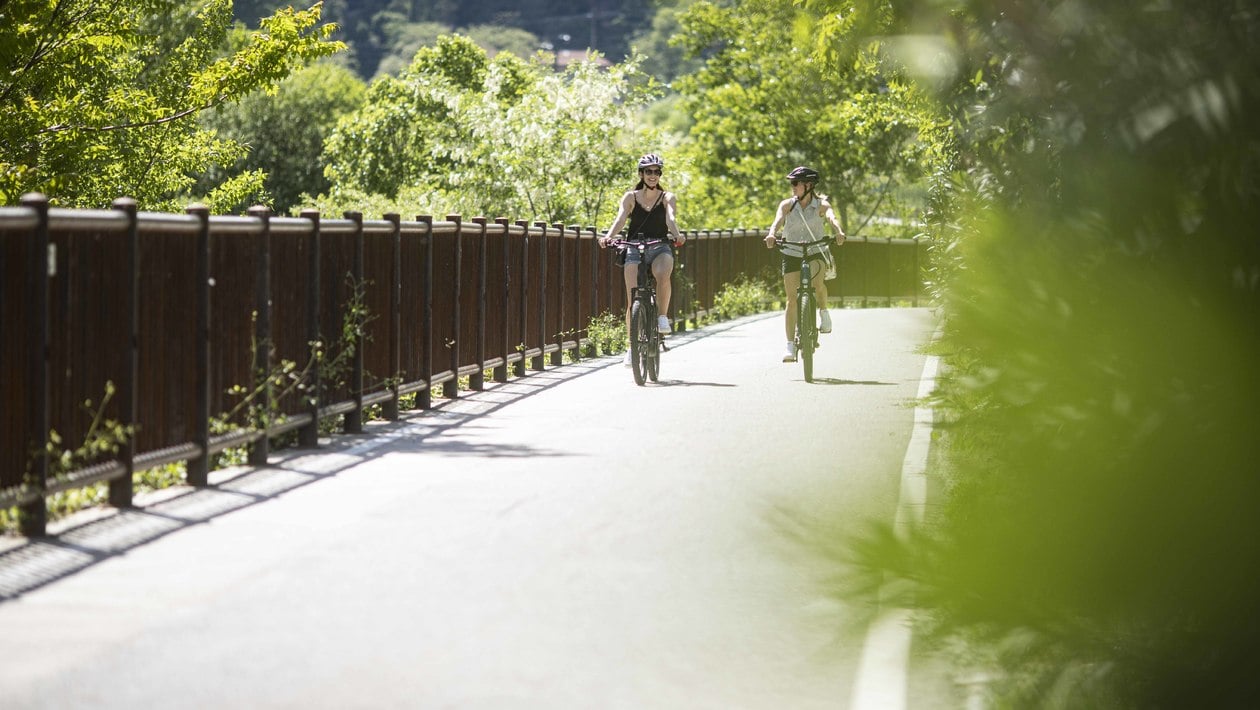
[1,194,927,535]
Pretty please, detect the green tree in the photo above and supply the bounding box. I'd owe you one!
[0,0,342,210]
[198,62,366,214]
[627,0,701,84]
[461,55,653,224]
[669,0,948,230]
[463,24,543,59]
[321,34,652,224]
[803,0,1260,706]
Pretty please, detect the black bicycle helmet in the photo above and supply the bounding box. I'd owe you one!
[638,153,665,170]
[785,166,819,182]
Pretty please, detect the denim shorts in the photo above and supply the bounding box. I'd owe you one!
[621,242,674,267]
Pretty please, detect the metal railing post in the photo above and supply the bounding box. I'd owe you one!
[299,209,322,446]
[110,197,139,509]
[470,216,487,391]
[515,220,530,377]
[248,205,272,465]
[532,221,548,371]
[384,213,402,419]
[187,203,211,487]
[344,210,365,433]
[20,193,50,536]
[444,214,462,399]
[494,217,511,383]
[418,215,434,409]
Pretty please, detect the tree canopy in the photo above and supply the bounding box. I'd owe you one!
[317,34,656,225]
[0,0,343,210]
[667,0,949,230]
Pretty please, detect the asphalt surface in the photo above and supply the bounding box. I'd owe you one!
[0,307,949,709]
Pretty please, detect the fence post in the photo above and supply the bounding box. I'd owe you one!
[418,215,434,409]
[470,216,487,391]
[550,223,564,367]
[247,205,272,465]
[860,235,870,309]
[110,197,139,509]
[299,209,322,446]
[676,230,690,333]
[443,214,463,398]
[515,220,530,377]
[495,217,511,383]
[912,236,921,307]
[586,225,600,353]
[187,203,211,487]
[344,210,365,433]
[383,213,402,419]
[19,194,50,536]
[532,221,548,371]
[568,225,581,361]
[885,236,894,307]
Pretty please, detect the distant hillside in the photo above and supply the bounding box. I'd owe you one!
[233,0,654,79]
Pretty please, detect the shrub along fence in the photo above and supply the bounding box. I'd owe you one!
[0,193,927,536]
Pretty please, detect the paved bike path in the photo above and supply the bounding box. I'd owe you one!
[0,308,947,709]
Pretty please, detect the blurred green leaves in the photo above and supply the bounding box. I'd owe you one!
[813,0,1260,705]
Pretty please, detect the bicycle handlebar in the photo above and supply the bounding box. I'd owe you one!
[607,237,674,249]
[773,235,837,250]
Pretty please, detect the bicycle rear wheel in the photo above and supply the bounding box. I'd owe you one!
[630,299,648,386]
[799,291,817,382]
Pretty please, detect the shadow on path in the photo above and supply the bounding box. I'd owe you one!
[0,312,778,602]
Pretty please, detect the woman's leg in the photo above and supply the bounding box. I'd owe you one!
[812,259,829,304]
[652,253,675,315]
[623,262,639,333]
[783,270,801,341]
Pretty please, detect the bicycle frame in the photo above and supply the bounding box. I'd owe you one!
[775,236,834,383]
[612,238,671,386]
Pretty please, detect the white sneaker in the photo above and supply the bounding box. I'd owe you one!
[657,315,671,334]
[622,351,632,367]
[819,309,832,333]
[782,341,797,362]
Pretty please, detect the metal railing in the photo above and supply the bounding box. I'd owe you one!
[1,194,928,535]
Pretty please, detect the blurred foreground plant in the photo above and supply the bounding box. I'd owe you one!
[804,0,1260,706]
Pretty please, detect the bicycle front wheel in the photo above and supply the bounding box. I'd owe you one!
[799,291,817,382]
[630,300,648,386]
[647,306,660,383]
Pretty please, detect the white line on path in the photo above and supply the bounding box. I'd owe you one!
[849,346,940,710]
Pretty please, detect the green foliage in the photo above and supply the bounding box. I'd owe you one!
[0,0,344,209]
[583,311,628,356]
[198,61,366,214]
[320,35,655,224]
[816,0,1260,705]
[0,382,133,534]
[668,0,950,230]
[710,274,775,320]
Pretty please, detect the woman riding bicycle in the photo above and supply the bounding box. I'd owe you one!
[763,166,847,362]
[599,153,685,366]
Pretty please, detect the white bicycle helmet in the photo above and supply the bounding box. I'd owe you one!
[638,153,665,170]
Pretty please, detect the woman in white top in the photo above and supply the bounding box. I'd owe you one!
[763,166,847,362]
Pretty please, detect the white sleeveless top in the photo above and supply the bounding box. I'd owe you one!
[781,199,828,258]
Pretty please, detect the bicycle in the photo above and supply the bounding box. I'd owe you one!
[775,235,836,383]
[611,237,672,386]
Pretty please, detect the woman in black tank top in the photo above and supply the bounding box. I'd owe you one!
[598,153,686,364]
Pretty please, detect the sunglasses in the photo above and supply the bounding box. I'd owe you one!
[791,180,803,186]
[642,168,663,176]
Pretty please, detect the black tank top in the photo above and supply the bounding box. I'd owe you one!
[628,191,667,240]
